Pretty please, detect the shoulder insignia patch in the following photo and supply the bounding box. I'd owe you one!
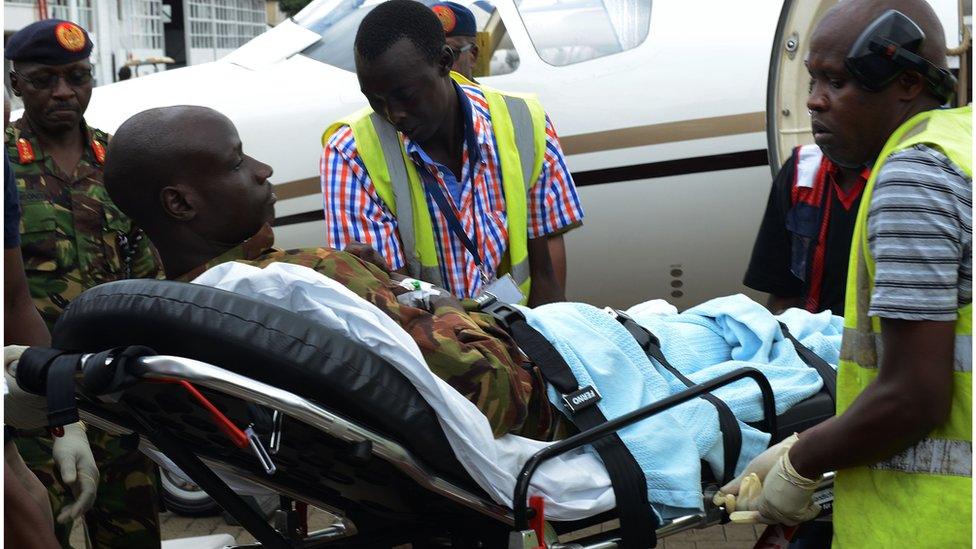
[91,138,106,164]
[16,138,35,164]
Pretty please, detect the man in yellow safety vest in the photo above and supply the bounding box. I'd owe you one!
[320,0,584,307]
[718,1,971,546]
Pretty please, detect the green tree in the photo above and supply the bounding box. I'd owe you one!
[279,0,313,17]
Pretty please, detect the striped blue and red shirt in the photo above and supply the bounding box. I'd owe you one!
[320,83,584,298]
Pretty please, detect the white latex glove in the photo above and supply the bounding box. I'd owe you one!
[4,345,28,369]
[729,449,821,526]
[52,422,99,524]
[4,345,50,430]
[718,472,762,512]
[713,433,799,507]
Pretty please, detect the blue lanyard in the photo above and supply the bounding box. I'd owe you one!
[421,177,484,271]
[421,176,494,290]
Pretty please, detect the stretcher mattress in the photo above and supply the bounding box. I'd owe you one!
[52,279,480,491]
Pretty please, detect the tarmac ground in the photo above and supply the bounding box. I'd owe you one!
[70,509,763,548]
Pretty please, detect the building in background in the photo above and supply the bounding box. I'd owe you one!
[4,0,277,88]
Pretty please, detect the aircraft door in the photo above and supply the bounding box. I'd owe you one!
[765,0,835,176]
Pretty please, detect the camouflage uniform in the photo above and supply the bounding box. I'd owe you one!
[176,224,557,440]
[6,119,163,548]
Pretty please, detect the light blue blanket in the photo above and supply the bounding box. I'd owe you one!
[520,294,841,518]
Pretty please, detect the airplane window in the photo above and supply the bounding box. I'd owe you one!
[515,0,651,66]
[295,0,520,76]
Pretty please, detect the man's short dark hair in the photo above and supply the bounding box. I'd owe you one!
[103,107,195,229]
[355,0,446,64]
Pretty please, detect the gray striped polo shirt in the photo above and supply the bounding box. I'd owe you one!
[867,144,972,321]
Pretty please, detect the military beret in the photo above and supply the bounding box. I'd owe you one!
[5,19,93,65]
[431,2,477,37]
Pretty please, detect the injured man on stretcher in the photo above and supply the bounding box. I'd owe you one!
[100,106,840,522]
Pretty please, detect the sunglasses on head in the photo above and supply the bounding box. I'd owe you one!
[845,9,956,103]
[13,68,93,90]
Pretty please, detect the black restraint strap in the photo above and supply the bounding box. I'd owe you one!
[614,315,742,486]
[779,322,837,405]
[16,347,68,395]
[490,305,657,548]
[80,346,156,396]
[508,321,584,395]
[46,353,84,429]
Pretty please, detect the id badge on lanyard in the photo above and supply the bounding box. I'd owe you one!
[481,273,524,305]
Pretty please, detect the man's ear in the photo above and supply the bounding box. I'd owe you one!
[9,72,22,97]
[438,45,455,76]
[160,185,196,222]
[895,70,928,102]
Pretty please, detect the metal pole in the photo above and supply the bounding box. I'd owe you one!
[211,0,218,61]
[958,0,970,106]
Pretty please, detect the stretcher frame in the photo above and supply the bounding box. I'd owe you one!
[52,352,833,549]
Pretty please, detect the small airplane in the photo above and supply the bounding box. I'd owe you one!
[79,0,968,308]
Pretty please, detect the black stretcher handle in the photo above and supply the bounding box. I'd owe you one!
[14,348,68,395]
[13,346,155,397]
[512,366,777,531]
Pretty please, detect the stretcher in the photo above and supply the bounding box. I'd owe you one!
[14,279,837,548]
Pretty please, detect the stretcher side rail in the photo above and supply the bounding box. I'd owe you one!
[93,354,515,523]
[536,473,835,549]
[18,348,823,548]
[513,367,778,534]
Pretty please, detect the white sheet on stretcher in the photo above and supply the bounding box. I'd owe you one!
[193,262,617,520]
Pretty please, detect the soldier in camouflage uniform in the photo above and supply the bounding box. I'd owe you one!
[6,20,162,548]
[104,105,558,440]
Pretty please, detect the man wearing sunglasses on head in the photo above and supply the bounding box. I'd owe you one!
[5,19,162,549]
[716,1,970,546]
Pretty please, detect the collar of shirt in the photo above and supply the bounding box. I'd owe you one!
[11,117,102,181]
[401,82,490,181]
[824,161,870,211]
[173,223,278,282]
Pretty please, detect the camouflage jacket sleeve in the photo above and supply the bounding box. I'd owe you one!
[404,302,538,438]
[265,249,543,438]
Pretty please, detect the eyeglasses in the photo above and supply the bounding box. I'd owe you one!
[448,43,475,57]
[12,68,93,90]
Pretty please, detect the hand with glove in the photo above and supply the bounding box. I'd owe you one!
[52,422,99,524]
[728,446,822,526]
[4,345,50,430]
[712,433,799,510]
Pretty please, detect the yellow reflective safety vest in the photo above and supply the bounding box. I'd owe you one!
[322,74,546,300]
[835,106,972,548]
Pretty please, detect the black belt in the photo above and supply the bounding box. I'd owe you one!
[485,302,658,549]
[608,309,742,486]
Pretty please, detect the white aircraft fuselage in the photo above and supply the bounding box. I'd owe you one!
[77,0,964,308]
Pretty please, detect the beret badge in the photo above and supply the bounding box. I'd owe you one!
[55,22,87,52]
[432,5,457,34]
